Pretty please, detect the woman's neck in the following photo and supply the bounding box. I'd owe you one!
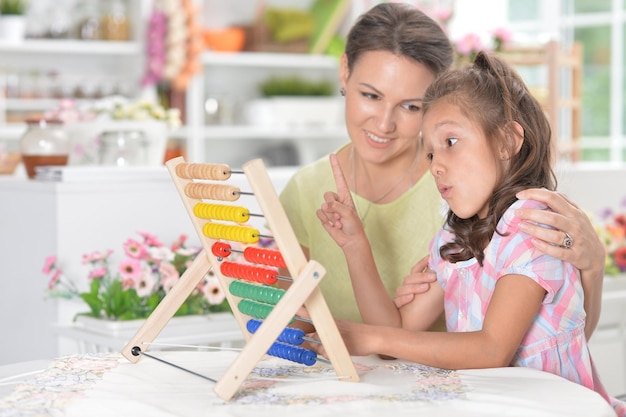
[346,144,427,204]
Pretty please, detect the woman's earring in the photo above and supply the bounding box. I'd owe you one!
[340,88,346,97]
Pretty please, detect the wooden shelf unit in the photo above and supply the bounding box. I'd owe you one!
[498,40,583,162]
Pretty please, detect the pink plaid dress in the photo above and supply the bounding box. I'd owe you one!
[429,199,625,415]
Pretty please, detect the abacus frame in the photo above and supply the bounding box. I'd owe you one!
[121,156,359,400]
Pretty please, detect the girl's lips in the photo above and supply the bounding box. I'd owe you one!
[438,185,451,198]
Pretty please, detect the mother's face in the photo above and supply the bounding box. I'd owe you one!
[340,50,436,164]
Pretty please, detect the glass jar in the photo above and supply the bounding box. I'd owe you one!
[74,0,101,40]
[100,0,130,41]
[98,130,147,166]
[19,118,69,179]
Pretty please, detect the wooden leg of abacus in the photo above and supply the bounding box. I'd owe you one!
[214,259,326,400]
[121,252,213,362]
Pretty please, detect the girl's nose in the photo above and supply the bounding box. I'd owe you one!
[430,157,444,177]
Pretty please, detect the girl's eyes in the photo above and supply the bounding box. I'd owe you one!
[446,137,459,147]
[426,152,434,161]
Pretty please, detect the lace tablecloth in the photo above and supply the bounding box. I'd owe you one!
[0,351,616,417]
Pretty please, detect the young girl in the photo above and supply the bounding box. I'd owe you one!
[315,51,625,415]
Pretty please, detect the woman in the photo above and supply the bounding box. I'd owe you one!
[279,2,605,338]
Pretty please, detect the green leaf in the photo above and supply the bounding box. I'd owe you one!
[79,293,103,317]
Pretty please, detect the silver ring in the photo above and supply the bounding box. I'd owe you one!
[561,232,574,249]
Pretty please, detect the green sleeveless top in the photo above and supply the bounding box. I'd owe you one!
[280,149,446,330]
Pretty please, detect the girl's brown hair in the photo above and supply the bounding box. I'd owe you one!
[423,51,557,265]
[345,3,453,76]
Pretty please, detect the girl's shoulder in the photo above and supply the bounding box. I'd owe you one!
[499,198,550,231]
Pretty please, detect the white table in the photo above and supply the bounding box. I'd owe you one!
[0,351,616,417]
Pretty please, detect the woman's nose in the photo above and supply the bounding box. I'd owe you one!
[377,107,396,132]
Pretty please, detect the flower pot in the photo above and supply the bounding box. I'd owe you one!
[242,97,344,128]
[0,15,26,43]
[64,313,243,352]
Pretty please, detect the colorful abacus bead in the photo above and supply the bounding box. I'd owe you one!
[243,247,286,269]
[220,261,277,284]
[176,162,231,180]
[267,341,317,366]
[246,319,305,346]
[229,280,285,305]
[203,223,259,244]
[185,182,240,201]
[237,299,294,323]
[193,202,250,223]
[212,241,232,258]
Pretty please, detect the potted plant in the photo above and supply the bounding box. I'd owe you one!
[44,231,232,321]
[0,0,27,42]
[243,75,343,128]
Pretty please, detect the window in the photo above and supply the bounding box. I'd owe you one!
[506,0,625,163]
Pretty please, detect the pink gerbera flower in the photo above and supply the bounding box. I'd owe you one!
[138,231,163,247]
[160,262,180,293]
[43,256,57,274]
[492,27,512,43]
[456,33,483,56]
[82,249,113,264]
[171,234,188,251]
[204,275,225,305]
[48,269,62,289]
[118,258,143,280]
[133,268,157,297]
[123,238,147,259]
[88,267,107,280]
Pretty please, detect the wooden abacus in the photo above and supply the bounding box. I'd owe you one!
[121,156,359,400]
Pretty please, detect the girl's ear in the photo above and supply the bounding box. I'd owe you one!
[500,121,524,160]
[339,53,350,91]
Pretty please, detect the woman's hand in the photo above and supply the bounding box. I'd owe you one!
[515,188,605,273]
[515,188,605,339]
[316,153,367,248]
[394,256,437,308]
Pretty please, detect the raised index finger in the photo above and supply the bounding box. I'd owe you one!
[329,153,351,200]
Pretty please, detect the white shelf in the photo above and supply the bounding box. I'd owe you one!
[173,125,346,140]
[0,40,142,55]
[201,51,339,69]
[2,98,96,111]
[0,124,25,140]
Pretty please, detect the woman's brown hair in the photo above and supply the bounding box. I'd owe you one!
[344,3,454,76]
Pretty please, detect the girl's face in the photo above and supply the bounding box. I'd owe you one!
[340,50,436,165]
[421,100,503,219]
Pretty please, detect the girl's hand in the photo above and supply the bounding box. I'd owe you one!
[394,256,437,308]
[309,319,377,359]
[515,188,605,275]
[316,153,366,248]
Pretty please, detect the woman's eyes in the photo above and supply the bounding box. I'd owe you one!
[359,92,421,112]
[402,103,421,112]
[361,92,379,100]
